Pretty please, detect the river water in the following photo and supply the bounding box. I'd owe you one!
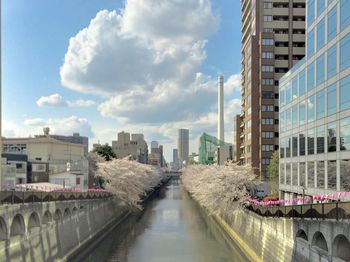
[73,178,248,262]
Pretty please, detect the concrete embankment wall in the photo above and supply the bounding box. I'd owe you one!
[210,205,350,262]
[0,198,128,262]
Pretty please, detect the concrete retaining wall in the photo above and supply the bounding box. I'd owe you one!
[0,198,127,262]
[212,205,350,262]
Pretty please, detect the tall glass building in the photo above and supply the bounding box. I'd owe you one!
[279,0,350,201]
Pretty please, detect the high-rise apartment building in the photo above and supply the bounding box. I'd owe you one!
[279,0,350,201]
[178,129,189,164]
[237,0,306,177]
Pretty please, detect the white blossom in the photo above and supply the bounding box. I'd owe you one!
[182,163,256,216]
[94,156,163,210]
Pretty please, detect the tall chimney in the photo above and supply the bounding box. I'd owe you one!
[217,75,224,142]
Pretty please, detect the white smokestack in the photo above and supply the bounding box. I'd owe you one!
[217,75,224,142]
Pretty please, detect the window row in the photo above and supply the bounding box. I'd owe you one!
[280,117,350,159]
[280,75,350,131]
[280,159,350,191]
[281,31,350,106]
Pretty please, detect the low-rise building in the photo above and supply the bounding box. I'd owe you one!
[112,131,148,164]
[1,154,27,189]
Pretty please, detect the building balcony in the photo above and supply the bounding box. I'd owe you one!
[275,59,289,68]
[274,34,289,42]
[274,47,289,54]
[293,34,305,42]
[293,21,305,29]
[269,21,289,28]
[293,8,305,16]
[292,47,305,55]
[265,8,289,16]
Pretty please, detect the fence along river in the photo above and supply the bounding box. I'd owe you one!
[73,178,249,262]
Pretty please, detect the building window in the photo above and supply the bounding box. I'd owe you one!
[299,133,306,156]
[300,162,306,187]
[340,33,350,71]
[262,105,274,112]
[299,69,306,96]
[76,177,81,185]
[280,163,285,184]
[340,117,350,151]
[262,132,274,138]
[262,145,274,152]
[317,18,325,51]
[307,29,315,57]
[292,135,298,157]
[307,62,315,91]
[317,125,325,154]
[262,65,274,72]
[262,158,271,165]
[307,95,315,122]
[280,138,285,159]
[340,160,350,191]
[286,163,291,184]
[317,0,325,16]
[327,44,337,79]
[299,101,306,125]
[308,0,315,25]
[316,89,325,119]
[262,78,274,85]
[327,6,337,42]
[286,137,291,157]
[316,54,325,86]
[262,118,274,125]
[327,83,337,115]
[262,38,274,45]
[317,161,325,189]
[308,128,315,155]
[286,83,291,103]
[292,76,298,99]
[340,76,350,111]
[308,161,315,188]
[340,0,350,30]
[264,15,273,22]
[262,91,274,99]
[262,52,274,59]
[264,2,273,8]
[328,160,337,190]
[327,121,337,152]
[292,105,298,128]
[292,163,298,186]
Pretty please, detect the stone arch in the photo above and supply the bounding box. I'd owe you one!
[54,209,62,221]
[0,217,7,240]
[64,208,71,218]
[332,234,350,261]
[296,229,308,241]
[28,212,40,232]
[72,207,78,216]
[312,231,328,252]
[42,211,52,225]
[10,214,25,237]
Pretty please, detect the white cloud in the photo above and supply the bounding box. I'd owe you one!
[60,0,221,123]
[224,74,241,95]
[36,93,96,107]
[24,116,94,137]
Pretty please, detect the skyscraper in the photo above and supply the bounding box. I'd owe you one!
[279,0,350,201]
[178,129,189,165]
[237,0,306,178]
[218,75,224,142]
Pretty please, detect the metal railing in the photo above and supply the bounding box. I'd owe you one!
[246,201,350,221]
[0,191,113,205]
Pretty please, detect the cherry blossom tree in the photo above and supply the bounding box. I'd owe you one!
[93,155,163,210]
[182,163,256,216]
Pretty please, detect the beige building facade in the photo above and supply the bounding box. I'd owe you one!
[237,0,306,178]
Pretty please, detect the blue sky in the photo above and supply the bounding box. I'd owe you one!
[3,0,242,161]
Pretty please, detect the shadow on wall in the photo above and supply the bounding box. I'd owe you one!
[0,200,119,262]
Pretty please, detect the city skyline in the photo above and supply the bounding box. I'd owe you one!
[2,0,243,160]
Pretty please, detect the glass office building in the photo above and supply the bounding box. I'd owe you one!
[279,0,350,201]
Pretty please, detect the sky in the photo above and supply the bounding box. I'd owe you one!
[2,0,242,161]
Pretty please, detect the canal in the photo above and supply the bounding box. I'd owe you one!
[73,178,248,262]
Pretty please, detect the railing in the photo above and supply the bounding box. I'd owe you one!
[0,191,113,205]
[245,201,350,221]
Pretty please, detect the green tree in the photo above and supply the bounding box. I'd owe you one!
[267,151,279,195]
[93,144,116,161]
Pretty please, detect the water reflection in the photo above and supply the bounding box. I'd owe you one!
[73,179,248,262]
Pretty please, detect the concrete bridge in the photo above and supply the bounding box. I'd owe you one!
[0,191,125,261]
